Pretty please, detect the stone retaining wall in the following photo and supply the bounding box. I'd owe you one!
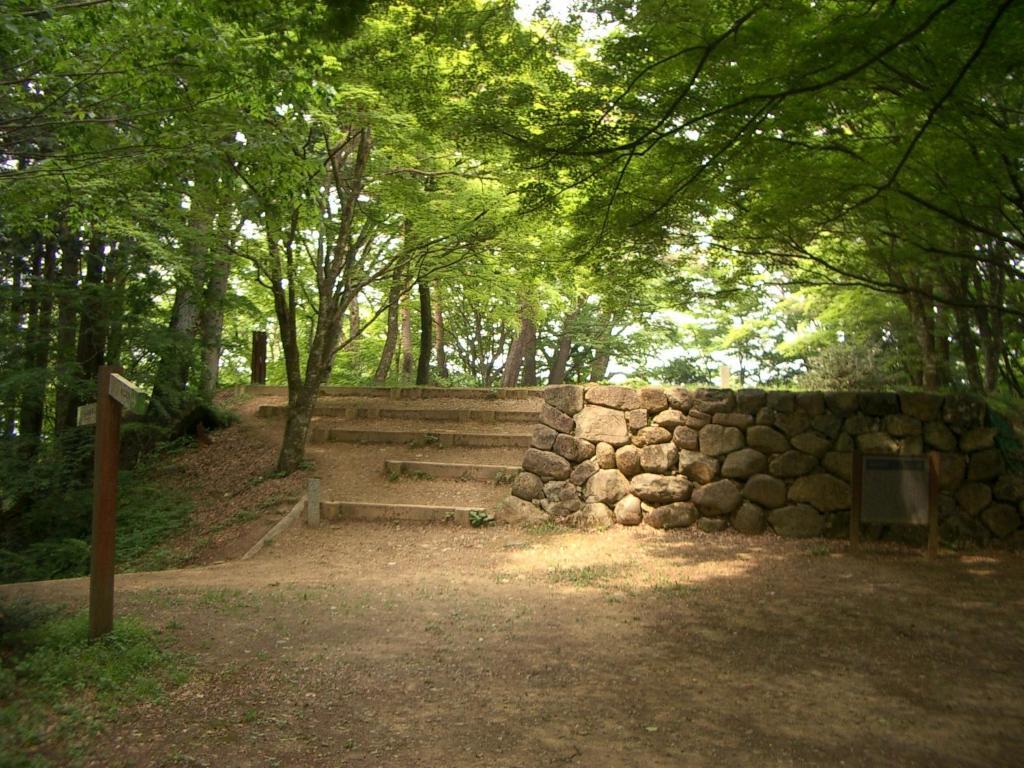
[502,385,1024,544]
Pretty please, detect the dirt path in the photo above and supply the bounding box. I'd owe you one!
[5,523,1024,767]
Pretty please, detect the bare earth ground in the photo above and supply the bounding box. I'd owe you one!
[4,392,1024,766]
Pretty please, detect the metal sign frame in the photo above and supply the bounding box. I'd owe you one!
[850,450,940,559]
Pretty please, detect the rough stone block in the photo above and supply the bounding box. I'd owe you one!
[694,388,736,414]
[755,407,776,426]
[685,410,711,429]
[544,385,585,416]
[790,432,831,458]
[630,473,691,505]
[540,403,574,434]
[522,448,571,481]
[794,391,825,416]
[721,448,768,479]
[768,450,818,478]
[825,391,859,416]
[511,471,544,501]
[811,413,842,439]
[645,501,698,529]
[994,474,1024,503]
[574,405,630,447]
[626,408,648,431]
[787,473,851,512]
[585,385,641,411]
[679,450,719,484]
[769,504,824,538]
[884,414,922,437]
[981,503,1021,539]
[856,432,899,455]
[937,453,967,492]
[585,469,631,505]
[652,409,685,431]
[732,501,766,534]
[614,494,643,525]
[531,424,557,450]
[821,452,853,482]
[923,421,957,451]
[569,503,615,530]
[900,392,943,421]
[843,413,877,435]
[713,412,754,429]
[553,433,596,463]
[672,426,700,451]
[665,387,693,412]
[736,388,767,414]
[766,391,795,413]
[742,474,787,509]
[956,483,992,516]
[698,517,729,533]
[942,394,987,431]
[500,496,547,525]
[569,459,600,487]
[960,427,998,453]
[859,392,900,416]
[747,425,789,454]
[615,444,642,477]
[967,448,1004,482]
[632,425,672,447]
[640,443,679,474]
[699,424,745,456]
[640,387,669,414]
[595,442,617,469]
[692,479,742,518]
[774,411,811,437]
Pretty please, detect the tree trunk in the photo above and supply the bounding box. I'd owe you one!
[972,268,1004,393]
[589,351,611,382]
[521,318,538,386]
[147,278,200,420]
[18,239,56,449]
[400,301,414,377]
[374,278,403,383]
[69,240,108,422]
[904,293,939,391]
[433,293,448,378]
[547,314,576,385]
[54,235,81,432]
[195,250,231,399]
[416,282,432,385]
[501,311,532,388]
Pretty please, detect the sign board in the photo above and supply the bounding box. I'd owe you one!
[860,455,930,525]
[108,373,148,415]
[77,402,97,427]
[850,451,939,559]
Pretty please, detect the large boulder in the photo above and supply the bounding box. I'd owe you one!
[585,385,642,411]
[672,426,700,451]
[843,414,877,435]
[615,444,643,477]
[743,474,787,509]
[713,412,754,429]
[736,389,767,414]
[981,504,1020,538]
[937,453,967,492]
[747,425,789,454]
[652,409,686,431]
[574,405,630,447]
[540,403,574,434]
[768,450,818,478]
[795,391,826,416]
[544,385,585,416]
[521,448,571,481]
[699,424,745,456]
[686,410,712,429]
[721,448,768,479]
[499,496,547,525]
[825,391,859,416]
[732,501,766,535]
[921,421,958,450]
[856,432,899,455]
[960,427,998,453]
[630,473,692,505]
[645,501,698,529]
[698,517,729,533]
[859,392,900,417]
[693,388,736,414]
[569,459,599,486]
[821,452,854,482]
[568,503,615,530]
[633,425,672,447]
[614,494,643,525]
[956,483,992,516]
[531,424,557,450]
[900,392,943,421]
[665,387,693,412]
[553,433,596,463]
[769,504,824,538]
[584,469,631,505]
[787,474,851,512]
[994,475,1024,503]
[790,432,831,458]
[884,414,922,437]
[679,450,719,484]
[626,408,648,431]
[595,442,617,469]
[968,448,1005,482]
[640,443,679,474]
[774,411,811,437]
[766,391,795,413]
[640,387,669,414]
[692,479,742,518]
[511,471,544,500]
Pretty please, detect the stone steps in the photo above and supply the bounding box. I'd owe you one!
[258,404,538,423]
[384,459,520,482]
[319,500,487,525]
[310,427,532,448]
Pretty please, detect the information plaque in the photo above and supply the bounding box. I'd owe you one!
[850,451,940,559]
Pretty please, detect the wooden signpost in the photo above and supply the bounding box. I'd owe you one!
[850,450,940,559]
[79,365,148,639]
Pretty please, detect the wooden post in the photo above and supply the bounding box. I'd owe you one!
[927,452,940,560]
[89,365,122,639]
[849,449,862,553]
[307,478,321,528]
[251,330,267,385]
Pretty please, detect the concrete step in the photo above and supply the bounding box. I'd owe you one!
[258,404,538,423]
[320,500,490,525]
[244,384,541,401]
[384,459,520,482]
[310,427,531,448]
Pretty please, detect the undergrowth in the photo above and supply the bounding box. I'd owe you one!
[0,602,186,767]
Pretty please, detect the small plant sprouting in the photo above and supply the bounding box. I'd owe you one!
[469,510,495,527]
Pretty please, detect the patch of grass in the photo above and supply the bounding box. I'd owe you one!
[546,563,624,587]
[410,471,432,481]
[808,543,831,557]
[525,520,562,536]
[493,471,516,485]
[651,581,694,598]
[0,600,185,767]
